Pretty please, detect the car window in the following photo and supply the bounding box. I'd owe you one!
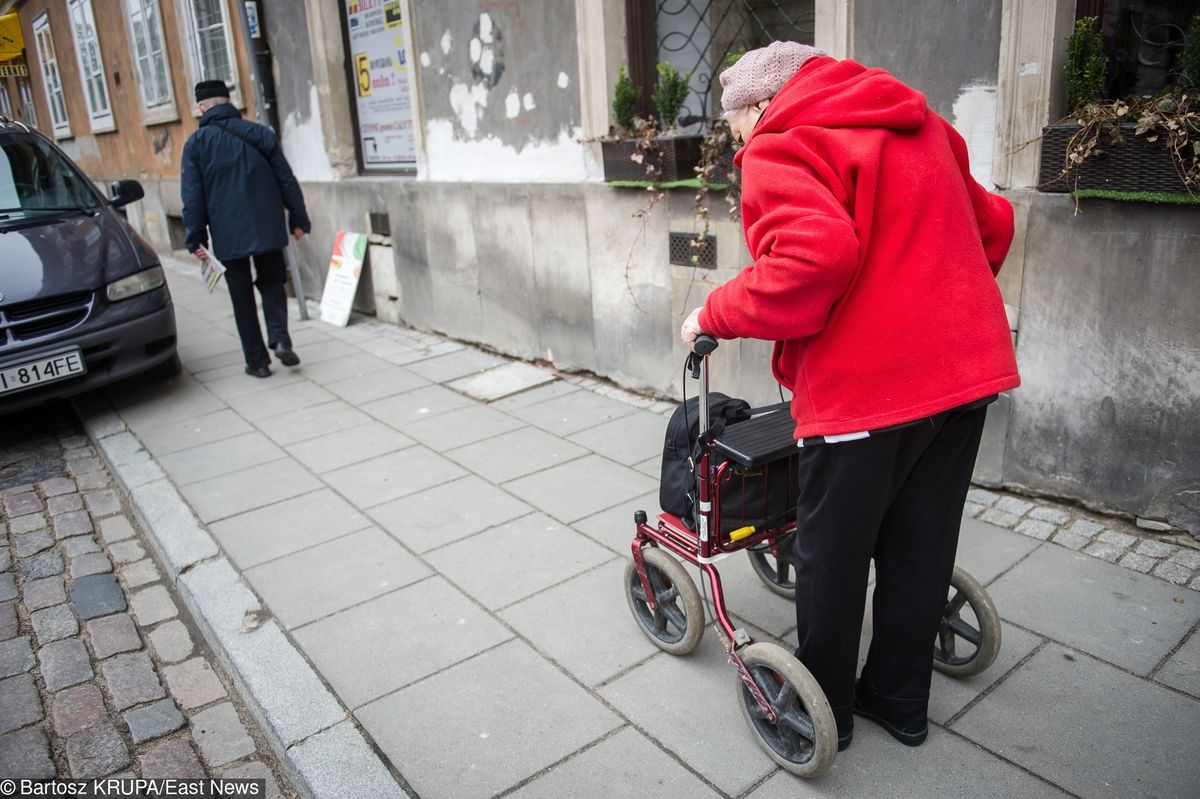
[0,134,101,216]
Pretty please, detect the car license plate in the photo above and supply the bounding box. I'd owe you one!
[0,349,87,395]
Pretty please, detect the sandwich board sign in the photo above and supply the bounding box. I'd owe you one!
[320,231,368,327]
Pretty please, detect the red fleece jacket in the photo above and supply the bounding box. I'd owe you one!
[699,57,1020,439]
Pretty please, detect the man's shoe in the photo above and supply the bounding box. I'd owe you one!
[852,684,928,747]
[273,345,300,367]
[837,729,853,752]
[245,365,271,378]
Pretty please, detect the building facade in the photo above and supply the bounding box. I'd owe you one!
[8,0,1199,533]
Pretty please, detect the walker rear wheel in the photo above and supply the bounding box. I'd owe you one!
[625,547,704,655]
[736,642,837,778]
[748,532,797,599]
[933,566,1001,677]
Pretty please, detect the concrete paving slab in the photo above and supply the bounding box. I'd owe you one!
[293,576,512,708]
[286,421,415,474]
[136,410,254,458]
[490,380,581,411]
[291,338,362,366]
[203,369,308,403]
[748,724,1070,798]
[244,527,430,628]
[502,455,659,524]
[1155,629,1200,699]
[572,491,661,555]
[988,545,1200,674]
[254,400,374,447]
[225,381,337,422]
[499,560,660,686]
[403,404,526,452]
[447,362,557,402]
[928,622,1044,724]
[717,550,803,639]
[567,410,668,466]
[406,348,508,383]
[157,432,286,486]
[509,390,639,437]
[952,643,1200,798]
[178,459,321,523]
[600,635,778,795]
[956,517,1043,585]
[368,475,533,553]
[208,488,373,570]
[322,446,467,509]
[324,366,430,406]
[357,639,621,799]
[360,384,476,429]
[508,726,720,799]
[287,720,408,799]
[292,352,393,384]
[380,339,467,367]
[108,381,227,434]
[425,513,613,610]
[444,426,589,484]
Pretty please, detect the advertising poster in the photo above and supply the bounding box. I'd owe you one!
[320,231,368,327]
[345,0,416,170]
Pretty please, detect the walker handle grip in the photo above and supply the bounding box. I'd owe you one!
[687,335,719,379]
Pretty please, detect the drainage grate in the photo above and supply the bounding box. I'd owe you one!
[669,232,717,268]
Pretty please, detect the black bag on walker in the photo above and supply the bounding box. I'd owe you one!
[660,394,798,535]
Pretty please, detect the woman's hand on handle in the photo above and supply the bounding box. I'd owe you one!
[681,307,704,352]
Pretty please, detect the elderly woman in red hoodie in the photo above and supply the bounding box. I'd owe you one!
[681,42,1019,751]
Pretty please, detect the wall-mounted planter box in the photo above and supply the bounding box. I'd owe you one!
[1039,122,1192,194]
[601,134,703,183]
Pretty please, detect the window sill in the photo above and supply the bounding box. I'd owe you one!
[89,122,117,135]
[142,108,180,127]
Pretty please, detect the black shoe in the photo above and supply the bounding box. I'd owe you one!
[245,365,271,378]
[272,344,300,367]
[852,683,928,747]
[838,729,853,752]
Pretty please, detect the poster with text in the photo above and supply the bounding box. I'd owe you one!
[345,0,416,170]
[320,231,368,327]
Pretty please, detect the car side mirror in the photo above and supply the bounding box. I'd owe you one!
[110,179,144,209]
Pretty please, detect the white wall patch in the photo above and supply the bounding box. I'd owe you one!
[557,72,570,89]
[280,83,335,182]
[505,90,521,119]
[479,13,494,44]
[952,83,997,188]
[424,120,599,182]
[420,52,431,67]
[469,38,482,64]
[440,31,452,55]
[522,93,536,111]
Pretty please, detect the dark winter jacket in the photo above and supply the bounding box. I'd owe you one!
[181,103,311,261]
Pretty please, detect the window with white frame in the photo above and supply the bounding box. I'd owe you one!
[124,0,176,121]
[32,14,70,138]
[18,79,39,129]
[66,0,114,132]
[180,0,238,99]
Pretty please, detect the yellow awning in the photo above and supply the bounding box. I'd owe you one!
[0,13,25,63]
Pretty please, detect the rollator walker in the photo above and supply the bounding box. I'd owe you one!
[625,335,1001,777]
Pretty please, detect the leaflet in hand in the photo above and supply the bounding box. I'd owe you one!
[197,248,227,293]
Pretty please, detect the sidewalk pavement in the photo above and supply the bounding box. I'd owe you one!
[70,256,1200,798]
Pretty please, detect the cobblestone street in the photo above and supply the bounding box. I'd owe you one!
[0,405,293,795]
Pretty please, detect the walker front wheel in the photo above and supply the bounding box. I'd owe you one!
[737,642,837,778]
[933,566,1001,677]
[625,547,705,655]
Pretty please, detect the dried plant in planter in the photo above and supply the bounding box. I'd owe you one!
[689,118,741,263]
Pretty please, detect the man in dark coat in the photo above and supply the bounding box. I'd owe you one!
[182,80,311,378]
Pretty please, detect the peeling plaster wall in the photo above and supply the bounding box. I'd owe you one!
[412,0,595,181]
[854,0,1002,187]
[262,1,335,181]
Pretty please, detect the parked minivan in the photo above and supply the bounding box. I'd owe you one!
[0,116,177,416]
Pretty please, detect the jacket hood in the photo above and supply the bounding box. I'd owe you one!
[754,57,928,136]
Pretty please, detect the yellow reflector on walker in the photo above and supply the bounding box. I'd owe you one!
[729,526,756,541]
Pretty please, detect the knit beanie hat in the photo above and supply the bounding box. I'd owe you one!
[194,80,231,103]
[719,41,826,112]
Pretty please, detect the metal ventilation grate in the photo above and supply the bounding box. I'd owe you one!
[669,232,717,268]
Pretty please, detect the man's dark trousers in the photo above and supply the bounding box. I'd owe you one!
[790,405,989,733]
[222,250,292,370]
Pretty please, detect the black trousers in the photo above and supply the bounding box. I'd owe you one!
[791,405,988,732]
[223,250,291,369]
